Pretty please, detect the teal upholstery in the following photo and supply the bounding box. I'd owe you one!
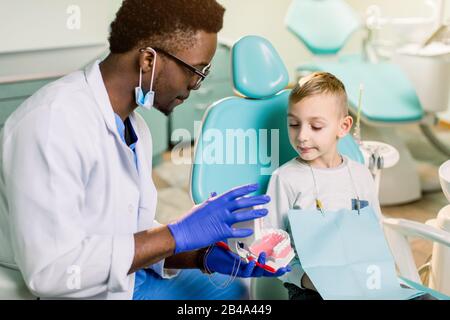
[191,91,293,204]
[232,36,289,98]
[400,277,450,300]
[285,0,360,55]
[301,58,424,123]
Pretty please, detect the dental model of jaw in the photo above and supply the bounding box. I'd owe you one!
[248,228,296,271]
[229,208,295,272]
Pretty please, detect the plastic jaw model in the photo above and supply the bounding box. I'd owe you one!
[228,205,295,271]
[248,229,295,270]
[229,217,295,272]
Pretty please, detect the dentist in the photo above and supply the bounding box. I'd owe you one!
[0,0,289,300]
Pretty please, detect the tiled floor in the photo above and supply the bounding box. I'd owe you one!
[153,124,450,285]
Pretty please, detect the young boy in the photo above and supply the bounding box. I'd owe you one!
[265,72,382,300]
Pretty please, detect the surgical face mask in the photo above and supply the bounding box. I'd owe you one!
[135,47,157,110]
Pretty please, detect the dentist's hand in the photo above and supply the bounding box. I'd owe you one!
[203,244,291,277]
[167,183,270,254]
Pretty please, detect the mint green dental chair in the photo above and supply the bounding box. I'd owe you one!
[190,35,449,300]
[285,0,424,124]
[285,0,433,206]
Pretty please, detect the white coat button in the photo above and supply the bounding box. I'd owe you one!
[128,204,134,214]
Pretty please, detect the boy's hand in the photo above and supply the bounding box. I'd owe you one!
[301,274,317,291]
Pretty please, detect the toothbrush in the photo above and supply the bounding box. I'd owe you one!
[216,241,276,273]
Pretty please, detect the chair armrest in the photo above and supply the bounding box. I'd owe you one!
[383,217,450,283]
[383,217,450,247]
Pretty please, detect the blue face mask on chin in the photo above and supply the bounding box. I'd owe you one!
[135,47,157,110]
[135,86,155,110]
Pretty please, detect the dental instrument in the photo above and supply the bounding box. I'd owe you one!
[353,84,364,145]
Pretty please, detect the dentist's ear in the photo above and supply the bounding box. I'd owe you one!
[337,115,353,139]
[138,47,157,73]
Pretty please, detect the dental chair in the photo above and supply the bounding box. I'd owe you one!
[285,0,449,205]
[421,160,450,296]
[190,35,450,300]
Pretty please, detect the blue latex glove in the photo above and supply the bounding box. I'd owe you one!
[203,244,291,278]
[168,183,270,254]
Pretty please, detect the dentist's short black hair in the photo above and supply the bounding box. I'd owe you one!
[108,0,225,54]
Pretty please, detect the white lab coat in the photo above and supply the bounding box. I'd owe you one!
[0,61,174,299]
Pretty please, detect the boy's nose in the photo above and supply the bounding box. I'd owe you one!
[297,129,309,143]
[298,138,309,146]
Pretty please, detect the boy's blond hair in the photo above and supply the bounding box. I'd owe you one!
[289,72,349,117]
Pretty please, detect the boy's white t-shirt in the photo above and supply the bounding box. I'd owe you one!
[264,155,383,288]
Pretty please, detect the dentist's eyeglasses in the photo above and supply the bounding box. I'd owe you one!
[140,47,211,90]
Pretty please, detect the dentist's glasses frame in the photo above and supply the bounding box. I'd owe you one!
[139,47,211,90]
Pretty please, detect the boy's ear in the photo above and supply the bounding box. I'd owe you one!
[337,115,353,139]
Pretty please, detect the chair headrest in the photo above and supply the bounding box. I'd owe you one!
[285,0,360,55]
[231,35,289,99]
